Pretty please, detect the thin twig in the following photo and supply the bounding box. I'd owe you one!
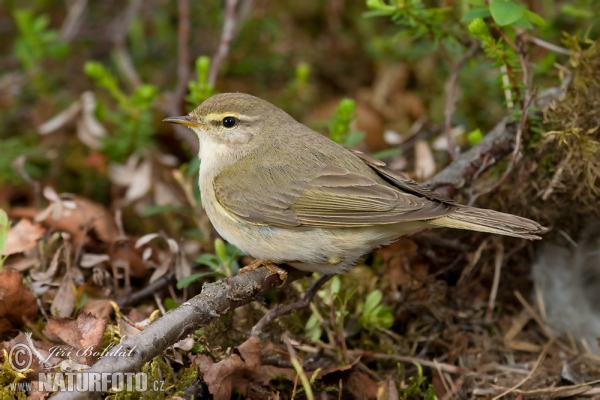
[252,274,330,335]
[172,0,191,110]
[208,0,238,86]
[60,0,88,42]
[491,339,554,400]
[443,41,479,159]
[485,241,504,322]
[110,0,143,89]
[346,350,467,375]
[469,87,538,204]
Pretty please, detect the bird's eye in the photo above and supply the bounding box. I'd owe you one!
[222,116,237,128]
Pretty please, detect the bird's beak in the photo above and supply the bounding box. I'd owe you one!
[163,115,204,128]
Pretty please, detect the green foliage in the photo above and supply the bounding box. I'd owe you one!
[398,362,438,400]
[365,0,452,41]
[0,210,8,271]
[328,98,365,147]
[561,2,597,18]
[467,128,483,146]
[186,56,217,108]
[184,238,242,281]
[356,289,394,330]
[84,61,159,162]
[12,9,68,92]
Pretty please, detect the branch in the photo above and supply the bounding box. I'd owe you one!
[442,41,479,159]
[52,267,308,400]
[208,0,238,86]
[425,117,514,198]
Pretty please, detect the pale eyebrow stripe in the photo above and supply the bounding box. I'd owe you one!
[204,112,259,122]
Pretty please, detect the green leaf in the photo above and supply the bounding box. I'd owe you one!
[163,297,179,311]
[345,131,365,148]
[512,16,533,29]
[0,209,9,256]
[330,276,341,296]
[468,129,483,146]
[372,148,402,159]
[522,9,547,26]
[195,253,219,270]
[461,7,491,22]
[489,0,524,26]
[176,272,215,289]
[363,290,383,315]
[560,4,594,18]
[139,205,189,216]
[214,238,227,263]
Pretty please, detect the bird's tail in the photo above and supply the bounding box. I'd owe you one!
[428,207,548,240]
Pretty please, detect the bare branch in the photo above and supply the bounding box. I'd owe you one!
[208,0,238,86]
[443,41,479,159]
[52,266,309,400]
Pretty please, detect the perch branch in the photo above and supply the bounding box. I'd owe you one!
[53,267,308,400]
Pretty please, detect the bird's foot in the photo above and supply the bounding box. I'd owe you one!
[239,259,288,283]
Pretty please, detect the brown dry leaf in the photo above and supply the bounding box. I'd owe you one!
[10,197,119,247]
[2,219,45,255]
[50,272,75,318]
[414,139,436,180]
[43,312,107,365]
[346,371,379,400]
[198,336,262,400]
[0,269,38,335]
[108,155,152,203]
[81,298,113,319]
[4,255,39,272]
[379,239,429,291]
[118,317,142,338]
[376,377,399,400]
[1,332,62,375]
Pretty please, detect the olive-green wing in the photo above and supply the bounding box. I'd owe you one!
[213,157,455,229]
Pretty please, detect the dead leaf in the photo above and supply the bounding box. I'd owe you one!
[346,371,379,400]
[43,312,107,365]
[377,377,399,400]
[198,336,262,399]
[2,219,45,255]
[414,139,435,180]
[10,196,119,248]
[81,299,113,319]
[108,155,152,203]
[0,269,38,336]
[1,332,62,375]
[50,272,75,318]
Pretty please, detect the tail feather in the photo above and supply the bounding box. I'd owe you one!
[428,207,548,240]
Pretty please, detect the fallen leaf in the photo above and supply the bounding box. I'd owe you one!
[377,377,399,400]
[81,299,113,319]
[414,139,435,180]
[1,332,62,375]
[0,269,38,336]
[42,312,107,365]
[50,272,75,318]
[10,197,119,248]
[198,336,262,399]
[2,219,45,255]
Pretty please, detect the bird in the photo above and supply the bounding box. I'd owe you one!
[164,93,547,279]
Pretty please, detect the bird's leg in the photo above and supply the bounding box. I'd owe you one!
[251,274,332,335]
[239,259,288,283]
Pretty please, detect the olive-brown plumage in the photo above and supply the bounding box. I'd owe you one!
[165,93,547,274]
